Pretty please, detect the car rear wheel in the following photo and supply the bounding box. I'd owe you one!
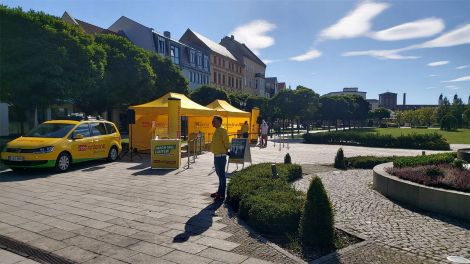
[56,152,71,172]
[107,146,118,162]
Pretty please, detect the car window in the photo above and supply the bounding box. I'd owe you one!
[26,123,75,138]
[91,122,107,136]
[105,123,117,134]
[72,123,91,138]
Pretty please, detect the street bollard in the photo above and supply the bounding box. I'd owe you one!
[271,163,278,179]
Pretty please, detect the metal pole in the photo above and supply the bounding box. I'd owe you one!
[187,141,190,168]
[193,139,196,163]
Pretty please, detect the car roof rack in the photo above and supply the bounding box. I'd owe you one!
[63,113,104,121]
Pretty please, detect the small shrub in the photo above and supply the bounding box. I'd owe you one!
[452,159,466,170]
[299,177,334,251]
[334,148,346,169]
[425,166,443,177]
[284,153,292,164]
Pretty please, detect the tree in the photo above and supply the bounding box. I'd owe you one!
[294,86,320,133]
[80,34,156,114]
[463,108,470,128]
[0,6,105,132]
[189,85,229,106]
[149,53,188,99]
[372,107,390,125]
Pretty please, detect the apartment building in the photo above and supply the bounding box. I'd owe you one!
[220,35,266,96]
[108,16,210,90]
[180,29,243,93]
[265,77,278,98]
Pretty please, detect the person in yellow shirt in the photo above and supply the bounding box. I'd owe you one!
[241,121,249,138]
[210,115,230,200]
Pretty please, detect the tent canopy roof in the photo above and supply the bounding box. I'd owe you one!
[130,92,216,116]
[206,100,250,117]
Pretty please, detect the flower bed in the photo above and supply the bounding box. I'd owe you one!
[386,164,470,193]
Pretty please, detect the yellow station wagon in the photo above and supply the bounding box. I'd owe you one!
[1,119,122,172]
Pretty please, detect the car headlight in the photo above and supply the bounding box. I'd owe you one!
[33,146,54,154]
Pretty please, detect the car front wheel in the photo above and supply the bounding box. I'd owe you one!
[107,146,118,162]
[56,152,71,172]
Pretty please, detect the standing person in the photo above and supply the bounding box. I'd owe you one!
[241,121,249,139]
[210,115,230,200]
[261,120,269,147]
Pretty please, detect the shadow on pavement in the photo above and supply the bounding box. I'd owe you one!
[132,168,176,176]
[173,199,223,243]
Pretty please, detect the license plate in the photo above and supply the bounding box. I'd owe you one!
[8,156,24,161]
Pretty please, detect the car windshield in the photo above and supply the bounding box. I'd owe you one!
[25,123,75,138]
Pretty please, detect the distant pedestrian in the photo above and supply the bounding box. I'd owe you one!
[241,121,249,139]
[210,115,230,200]
[261,120,269,147]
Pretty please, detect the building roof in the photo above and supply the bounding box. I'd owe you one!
[379,92,397,95]
[220,36,265,67]
[62,11,115,35]
[190,30,237,60]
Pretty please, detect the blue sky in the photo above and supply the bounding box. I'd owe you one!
[2,0,470,104]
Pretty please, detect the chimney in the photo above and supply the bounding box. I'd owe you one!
[403,93,406,105]
[164,31,171,38]
[231,35,234,40]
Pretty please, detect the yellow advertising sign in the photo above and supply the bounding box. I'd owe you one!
[150,139,181,169]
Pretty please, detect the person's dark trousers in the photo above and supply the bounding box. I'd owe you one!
[243,132,248,138]
[214,156,227,196]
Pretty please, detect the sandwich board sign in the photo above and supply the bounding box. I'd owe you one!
[227,138,251,171]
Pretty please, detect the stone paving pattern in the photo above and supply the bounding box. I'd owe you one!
[0,142,469,263]
[294,168,470,263]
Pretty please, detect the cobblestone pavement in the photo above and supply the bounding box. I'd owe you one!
[0,142,468,264]
[294,168,470,264]
[0,248,40,264]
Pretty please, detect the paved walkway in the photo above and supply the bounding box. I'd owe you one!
[0,248,40,264]
[0,142,468,264]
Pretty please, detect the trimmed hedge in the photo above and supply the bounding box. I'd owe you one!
[227,163,305,237]
[345,156,397,169]
[303,131,450,150]
[393,152,457,168]
[345,152,457,169]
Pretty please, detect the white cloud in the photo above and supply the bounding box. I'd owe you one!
[418,24,470,48]
[290,50,322,61]
[369,18,444,41]
[456,65,470,69]
[442,75,470,82]
[425,86,437,89]
[342,24,470,60]
[428,74,438,77]
[428,61,449,67]
[230,20,276,55]
[342,49,419,60]
[445,85,459,90]
[319,1,389,40]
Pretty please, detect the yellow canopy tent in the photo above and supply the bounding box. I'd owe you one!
[130,92,216,150]
[205,100,251,139]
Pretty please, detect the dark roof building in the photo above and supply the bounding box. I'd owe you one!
[62,12,115,35]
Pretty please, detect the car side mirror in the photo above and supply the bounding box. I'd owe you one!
[73,134,84,140]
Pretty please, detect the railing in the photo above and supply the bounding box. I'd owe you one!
[185,133,204,169]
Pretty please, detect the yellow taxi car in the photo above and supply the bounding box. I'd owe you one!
[1,119,122,172]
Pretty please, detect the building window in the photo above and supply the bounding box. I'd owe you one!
[158,37,165,55]
[170,45,179,64]
[190,50,195,65]
[203,55,208,70]
[213,72,217,83]
[218,73,221,84]
[222,75,225,85]
[197,53,202,67]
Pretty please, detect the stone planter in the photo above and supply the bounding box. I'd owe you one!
[457,148,470,162]
[373,162,470,223]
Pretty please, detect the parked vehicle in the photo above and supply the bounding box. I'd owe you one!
[1,119,122,172]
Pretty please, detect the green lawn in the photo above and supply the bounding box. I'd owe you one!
[360,128,470,144]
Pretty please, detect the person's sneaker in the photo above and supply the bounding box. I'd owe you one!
[210,192,218,198]
[214,193,225,200]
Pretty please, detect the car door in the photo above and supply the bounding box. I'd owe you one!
[90,122,108,158]
[70,123,93,161]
